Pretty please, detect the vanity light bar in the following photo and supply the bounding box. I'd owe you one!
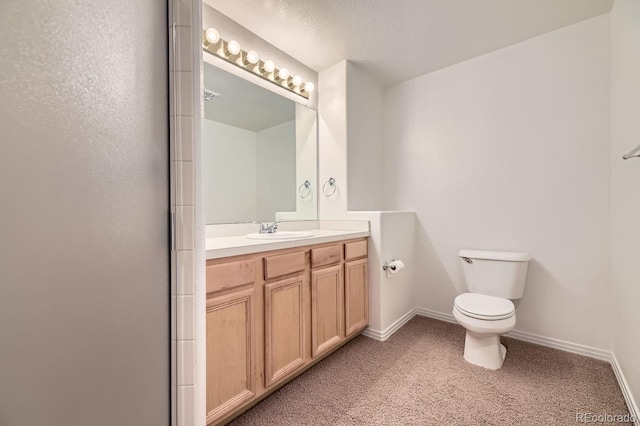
[202,27,314,99]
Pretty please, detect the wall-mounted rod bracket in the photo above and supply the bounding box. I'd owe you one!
[622,144,640,160]
[382,260,397,271]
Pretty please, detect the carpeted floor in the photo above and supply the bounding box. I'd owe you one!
[229,316,631,425]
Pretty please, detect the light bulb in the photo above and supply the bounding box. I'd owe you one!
[227,40,241,55]
[291,75,303,87]
[303,82,314,92]
[205,28,220,44]
[278,68,290,80]
[263,60,275,73]
[246,50,259,64]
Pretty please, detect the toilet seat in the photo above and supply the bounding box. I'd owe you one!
[454,293,514,321]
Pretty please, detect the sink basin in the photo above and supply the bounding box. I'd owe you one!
[246,231,315,240]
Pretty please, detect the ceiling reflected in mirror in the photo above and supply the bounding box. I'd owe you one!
[204,62,294,132]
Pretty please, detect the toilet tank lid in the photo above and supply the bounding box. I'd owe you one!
[459,249,531,262]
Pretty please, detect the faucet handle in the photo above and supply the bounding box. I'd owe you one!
[263,221,279,233]
[254,221,280,233]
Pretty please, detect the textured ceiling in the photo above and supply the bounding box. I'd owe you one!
[203,0,613,86]
[204,61,294,132]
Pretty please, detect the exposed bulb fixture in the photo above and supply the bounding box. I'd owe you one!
[291,75,303,87]
[277,68,290,80]
[227,40,241,55]
[205,28,220,44]
[245,50,259,65]
[263,60,275,73]
[202,31,310,99]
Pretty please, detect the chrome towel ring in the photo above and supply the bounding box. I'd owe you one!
[322,178,337,197]
[298,180,311,198]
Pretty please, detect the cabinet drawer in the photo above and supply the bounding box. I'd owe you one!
[311,245,342,269]
[206,259,255,295]
[344,240,367,261]
[264,251,305,280]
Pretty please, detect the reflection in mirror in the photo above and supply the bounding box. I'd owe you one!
[202,60,317,224]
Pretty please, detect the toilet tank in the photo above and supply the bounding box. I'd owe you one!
[459,249,531,299]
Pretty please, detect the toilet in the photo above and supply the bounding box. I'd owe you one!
[452,249,531,370]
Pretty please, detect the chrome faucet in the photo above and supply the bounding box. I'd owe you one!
[254,221,279,234]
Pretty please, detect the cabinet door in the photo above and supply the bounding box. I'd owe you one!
[264,275,305,387]
[206,288,255,424]
[345,258,369,337]
[311,265,344,357]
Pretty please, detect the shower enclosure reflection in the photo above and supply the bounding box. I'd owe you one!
[202,60,318,224]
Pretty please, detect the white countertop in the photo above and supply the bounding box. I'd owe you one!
[206,228,370,259]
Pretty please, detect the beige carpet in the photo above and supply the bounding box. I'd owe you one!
[229,316,632,425]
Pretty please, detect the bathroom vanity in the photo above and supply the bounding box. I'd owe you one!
[205,233,369,425]
[201,46,366,424]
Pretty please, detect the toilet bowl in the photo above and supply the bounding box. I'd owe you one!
[453,293,516,369]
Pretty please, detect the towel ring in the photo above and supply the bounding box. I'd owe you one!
[298,180,311,198]
[322,177,336,197]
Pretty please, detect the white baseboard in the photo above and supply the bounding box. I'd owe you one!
[362,308,417,341]
[361,327,383,340]
[415,307,456,324]
[610,352,639,425]
[505,329,611,361]
[415,308,611,361]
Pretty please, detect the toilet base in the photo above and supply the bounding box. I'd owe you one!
[463,331,507,370]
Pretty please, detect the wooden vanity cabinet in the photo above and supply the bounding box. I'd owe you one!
[205,260,257,425]
[309,243,345,357]
[206,237,368,425]
[345,258,368,338]
[311,264,344,357]
[263,251,307,388]
[344,241,369,338]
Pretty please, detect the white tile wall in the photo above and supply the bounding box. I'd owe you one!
[177,250,195,295]
[171,250,178,296]
[175,27,195,72]
[177,206,195,251]
[176,340,196,386]
[172,385,178,426]
[170,0,198,424]
[177,161,195,206]
[177,295,195,340]
[177,340,196,385]
[175,72,195,116]
[171,340,178,386]
[177,385,196,426]
[176,117,195,161]
[173,0,193,27]
[171,295,178,347]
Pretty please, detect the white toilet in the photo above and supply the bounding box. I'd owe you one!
[452,249,531,370]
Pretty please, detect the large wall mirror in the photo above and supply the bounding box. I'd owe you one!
[202,58,318,224]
